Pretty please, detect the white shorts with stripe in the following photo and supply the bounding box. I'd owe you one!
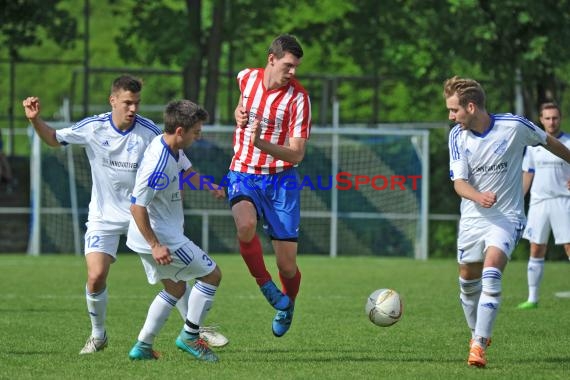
[457,216,525,264]
[138,241,217,285]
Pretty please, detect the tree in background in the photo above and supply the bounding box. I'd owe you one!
[0,0,77,58]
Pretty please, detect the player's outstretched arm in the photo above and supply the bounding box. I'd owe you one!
[544,134,570,164]
[22,97,59,147]
[181,168,226,199]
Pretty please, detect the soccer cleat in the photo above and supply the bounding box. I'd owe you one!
[272,304,294,337]
[199,326,229,348]
[260,280,291,311]
[517,301,538,309]
[468,344,487,367]
[79,334,108,355]
[176,331,219,362]
[128,341,160,360]
[469,337,491,348]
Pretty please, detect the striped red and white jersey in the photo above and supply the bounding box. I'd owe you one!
[230,68,311,174]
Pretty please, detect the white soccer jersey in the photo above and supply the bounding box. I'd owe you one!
[56,112,162,229]
[127,135,192,253]
[448,113,547,221]
[522,132,570,204]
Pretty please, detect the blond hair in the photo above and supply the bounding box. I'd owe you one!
[443,76,486,109]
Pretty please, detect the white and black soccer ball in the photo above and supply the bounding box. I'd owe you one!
[365,288,403,327]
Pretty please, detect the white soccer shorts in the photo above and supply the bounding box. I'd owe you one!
[84,223,128,258]
[457,217,525,263]
[523,197,570,245]
[138,240,217,285]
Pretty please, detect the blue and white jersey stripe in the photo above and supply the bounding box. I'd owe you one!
[493,113,537,132]
[449,125,463,161]
[448,113,547,220]
[54,112,162,227]
[136,115,163,135]
[127,134,191,253]
[71,114,109,130]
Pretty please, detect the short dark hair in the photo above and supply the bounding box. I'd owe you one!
[111,75,143,94]
[539,102,561,117]
[268,34,304,59]
[163,99,208,134]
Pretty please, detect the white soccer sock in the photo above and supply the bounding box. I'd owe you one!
[137,290,178,344]
[474,267,502,341]
[175,283,191,320]
[183,281,217,334]
[459,277,482,338]
[527,257,545,303]
[86,286,108,340]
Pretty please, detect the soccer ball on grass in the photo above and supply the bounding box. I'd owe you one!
[365,288,403,327]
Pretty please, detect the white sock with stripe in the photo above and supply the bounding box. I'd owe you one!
[183,281,217,334]
[86,286,108,340]
[474,267,502,345]
[138,290,178,344]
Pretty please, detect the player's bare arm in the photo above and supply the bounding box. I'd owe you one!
[453,179,496,208]
[182,167,226,199]
[543,134,570,164]
[22,97,59,147]
[235,97,248,128]
[130,203,172,265]
[522,171,534,196]
[250,119,306,164]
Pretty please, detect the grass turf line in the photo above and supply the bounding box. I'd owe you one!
[0,254,569,379]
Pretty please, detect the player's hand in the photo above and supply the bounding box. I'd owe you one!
[151,244,172,265]
[250,118,262,146]
[209,184,226,200]
[566,178,570,191]
[478,191,497,208]
[22,97,41,120]
[235,105,248,127]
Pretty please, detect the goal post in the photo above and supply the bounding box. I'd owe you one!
[28,123,429,259]
[183,125,429,259]
[28,122,84,256]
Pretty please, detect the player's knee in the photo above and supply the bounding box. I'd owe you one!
[200,266,222,286]
[212,265,222,283]
[236,221,257,241]
[459,277,482,295]
[276,261,297,277]
[165,282,186,299]
[481,267,502,296]
[86,272,107,291]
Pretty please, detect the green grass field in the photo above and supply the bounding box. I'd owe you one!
[1,254,569,379]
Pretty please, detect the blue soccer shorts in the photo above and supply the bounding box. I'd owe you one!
[226,168,301,241]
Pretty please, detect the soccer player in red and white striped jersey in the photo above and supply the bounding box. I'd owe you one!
[228,34,311,337]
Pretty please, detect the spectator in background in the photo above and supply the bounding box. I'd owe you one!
[517,102,570,310]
